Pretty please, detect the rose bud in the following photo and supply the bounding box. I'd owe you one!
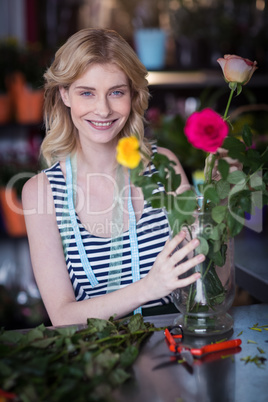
[217,54,258,85]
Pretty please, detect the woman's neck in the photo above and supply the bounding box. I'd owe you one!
[76,141,119,176]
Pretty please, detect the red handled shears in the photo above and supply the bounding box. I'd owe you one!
[164,326,242,365]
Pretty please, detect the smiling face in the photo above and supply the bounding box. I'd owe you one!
[60,63,132,149]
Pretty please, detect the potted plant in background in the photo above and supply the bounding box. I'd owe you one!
[0,133,41,237]
[0,40,48,125]
[0,39,19,124]
[118,0,168,70]
[116,55,268,336]
[7,43,47,125]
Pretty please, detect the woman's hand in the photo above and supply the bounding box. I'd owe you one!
[212,148,243,181]
[144,231,204,301]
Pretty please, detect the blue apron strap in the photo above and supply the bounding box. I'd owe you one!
[65,156,99,288]
[128,174,142,315]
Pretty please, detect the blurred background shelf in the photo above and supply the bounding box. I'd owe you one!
[147,70,268,88]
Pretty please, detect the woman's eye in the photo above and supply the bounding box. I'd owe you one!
[111,90,123,96]
[81,91,92,97]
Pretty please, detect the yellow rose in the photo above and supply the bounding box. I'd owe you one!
[116,136,141,169]
[217,54,258,85]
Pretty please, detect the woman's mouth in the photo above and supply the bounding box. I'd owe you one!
[87,120,116,129]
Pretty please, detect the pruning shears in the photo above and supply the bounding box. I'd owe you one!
[164,326,242,366]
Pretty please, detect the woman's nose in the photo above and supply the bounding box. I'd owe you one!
[94,97,112,117]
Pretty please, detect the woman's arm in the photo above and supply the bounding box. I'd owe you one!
[157,146,190,193]
[22,171,202,326]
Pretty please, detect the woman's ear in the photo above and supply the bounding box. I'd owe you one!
[59,86,70,107]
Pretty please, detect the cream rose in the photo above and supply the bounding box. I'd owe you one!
[217,54,258,85]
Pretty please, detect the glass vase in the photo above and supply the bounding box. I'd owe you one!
[172,202,236,337]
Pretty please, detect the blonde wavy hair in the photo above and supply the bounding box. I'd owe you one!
[41,28,151,167]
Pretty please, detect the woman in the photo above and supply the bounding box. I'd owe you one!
[22,28,204,326]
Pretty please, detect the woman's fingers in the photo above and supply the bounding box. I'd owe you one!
[173,252,204,288]
[175,253,204,276]
[161,230,205,272]
[168,234,203,267]
[175,270,201,288]
[161,231,187,259]
[147,230,204,298]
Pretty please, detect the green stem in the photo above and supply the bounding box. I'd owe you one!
[205,153,217,185]
[202,259,213,280]
[223,88,235,120]
[260,147,268,159]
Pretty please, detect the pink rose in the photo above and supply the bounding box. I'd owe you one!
[184,108,229,153]
[217,54,258,85]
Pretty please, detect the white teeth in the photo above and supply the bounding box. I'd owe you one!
[91,121,113,127]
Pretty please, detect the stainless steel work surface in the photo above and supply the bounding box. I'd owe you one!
[115,304,268,402]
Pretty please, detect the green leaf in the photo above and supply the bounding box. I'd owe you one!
[237,192,252,213]
[252,190,263,210]
[56,326,78,337]
[209,227,220,241]
[218,159,229,180]
[166,190,197,235]
[227,209,245,237]
[153,152,173,166]
[210,244,227,266]
[26,327,46,343]
[32,337,58,349]
[250,172,265,190]
[175,189,197,213]
[227,170,246,185]
[228,182,247,203]
[142,182,160,201]
[263,171,268,184]
[242,124,253,147]
[167,209,195,236]
[150,195,165,209]
[196,236,209,255]
[204,186,220,204]
[95,349,119,370]
[216,180,230,200]
[120,345,139,368]
[222,136,246,160]
[236,83,242,95]
[212,205,226,224]
[86,318,116,339]
[168,170,182,192]
[158,163,167,181]
[0,330,24,344]
[109,368,131,387]
[244,149,262,170]
[212,239,222,253]
[127,314,146,333]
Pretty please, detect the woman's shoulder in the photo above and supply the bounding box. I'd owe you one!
[21,171,52,211]
[149,142,178,159]
[156,146,179,161]
[149,144,180,166]
[145,144,177,176]
[147,144,190,191]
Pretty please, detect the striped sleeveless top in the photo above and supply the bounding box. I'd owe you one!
[44,145,172,311]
